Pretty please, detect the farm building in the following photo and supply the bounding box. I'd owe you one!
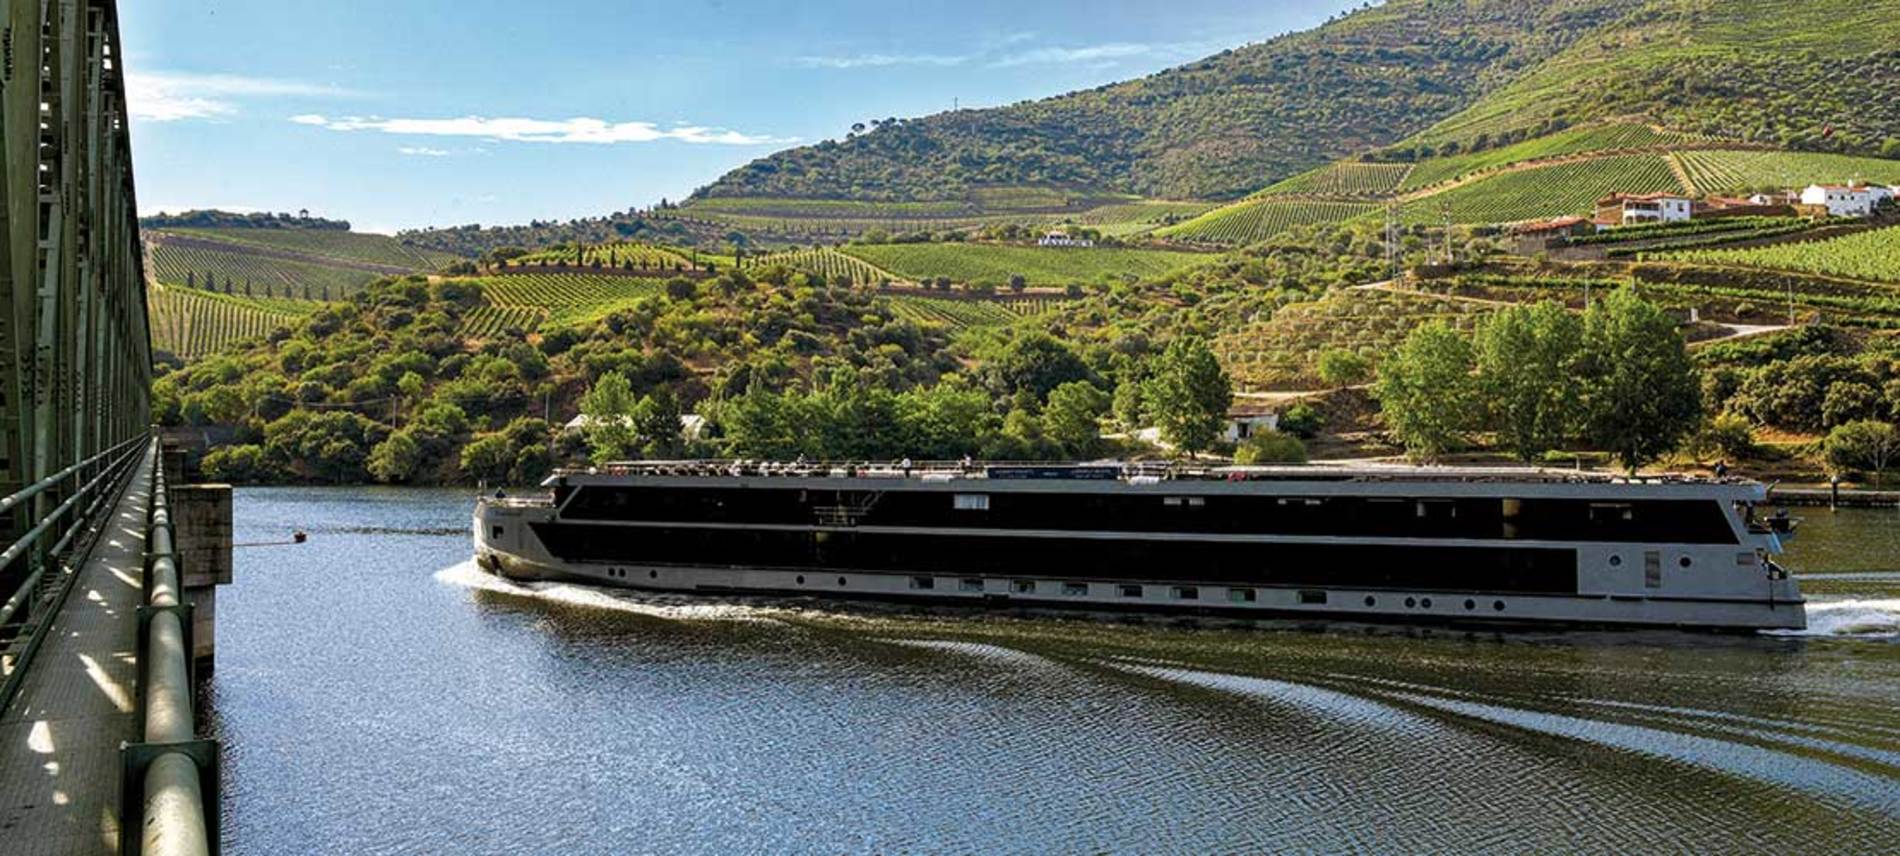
[1507,215,1595,252]
[1595,192,1692,225]
[1221,403,1282,444]
[1037,231,1094,248]
[1800,184,1874,217]
[1694,197,1797,219]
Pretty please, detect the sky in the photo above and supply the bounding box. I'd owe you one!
[122,0,1363,234]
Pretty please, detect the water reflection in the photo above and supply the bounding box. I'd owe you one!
[211,487,1900,854]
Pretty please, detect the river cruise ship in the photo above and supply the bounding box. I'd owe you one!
[473,461,1805,631]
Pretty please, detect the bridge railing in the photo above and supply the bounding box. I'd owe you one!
[0,433,147,710]
[123,440,217,855]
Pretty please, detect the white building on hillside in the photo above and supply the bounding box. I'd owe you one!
[1596,193,1692,225]
[1801,184,1874,217]
[1038,231,1094,248]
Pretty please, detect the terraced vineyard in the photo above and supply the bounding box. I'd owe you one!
[148,239,378,299]
[147,284,312,359]
[843,243,1212,286]
[886,295,1020,329]
[1257,163,1412,198]
[457,305,545,339]
[458,272,669,333]
[756,247,902,285]
[171,228,462,270]
[1073,200,1219,227]
[1401,155,1683,225]
[1661,225,1900,284]
[1214,288,1494,389]
[1673,150,1900,194]
[1157,199,1377,245]
[690,197,976,218]
[515,241,696,270]
[1396,122,1700,193]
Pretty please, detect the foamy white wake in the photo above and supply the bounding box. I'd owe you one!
[432,560,782,622]
[1765,598,1900,638]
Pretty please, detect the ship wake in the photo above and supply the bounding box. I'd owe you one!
[1764,598,1900,639]
[432,560,783,622]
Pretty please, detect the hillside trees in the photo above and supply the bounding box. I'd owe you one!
[1474,302,1581,462]
[1147,337,1231,457]
[1375,321,1479,462]
[1577,288,1703,473]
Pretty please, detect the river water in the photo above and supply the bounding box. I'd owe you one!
[208,488,1900,854]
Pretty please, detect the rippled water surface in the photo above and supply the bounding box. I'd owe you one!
[211,488,1900,854]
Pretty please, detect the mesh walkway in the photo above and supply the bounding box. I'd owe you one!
[0,452,152,854]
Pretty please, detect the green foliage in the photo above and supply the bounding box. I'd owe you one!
[147,284,310,360]
[1824,420,1900,486]
[1402,155,1683,225]
[1375,321,1479,461]
[1474,301,1582,461]
[1315,349,1372,387]
[200,445,273,483]
[368,431,423,483]
[1148,337,1231,456]
[1158,200,1378,245]
[1577,288,1703,473]
[1276,403,1322,439]
[580,371,639,464]
[459,434,516,483]
[1234,430,1307,464]
[1693,412,1756,461]
[984,334,1092,401]
[1043,381,1111,456]
[1665,226,1900,285]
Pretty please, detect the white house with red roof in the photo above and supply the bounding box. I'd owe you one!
[1800,183,1874,217]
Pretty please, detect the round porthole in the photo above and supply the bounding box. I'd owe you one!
[1464,599,1476,611]
[1609,555,1623,567]
[796,575,806,585]
[1493,600,1505,611]
[1421,598,1433,609]
[1404,597,1417,608]
[1679,556,1693,568]
[1364,596,1376,607]
[648,570,658,579]
[837,576,848,586]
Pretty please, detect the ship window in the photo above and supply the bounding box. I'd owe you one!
[1679,556,1692,568]
[960,578,984,593]
[796,575,806,585]
[1644,551,1662,588]
[1364,596,1376,607]
[1590,502,1635,522]
[1171,586,1199,600]
[1229,588,1257,603]
[1119,584,1143,598]
[1062,582,1088,597]
[1609,555,1623,567]
[1298,590,1327,605]
[1464,599,1476,611]
[910,576,935,590]
[953,493,990,511]
[1493,600,1505,611]
[1012,579,1036,594]
[1420,598,1433,609]
[490,525,504,540]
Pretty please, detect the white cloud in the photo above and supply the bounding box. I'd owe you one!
[125,71,354,122]
[290,114,792,146]
[398,146,453,157]
[990,42,1159,67]
[794,53,968,69]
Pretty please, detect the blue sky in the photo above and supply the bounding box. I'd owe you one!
[122,0,1361,233]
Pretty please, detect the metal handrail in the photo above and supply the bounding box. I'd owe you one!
[0,433,146,517]
[0,438,147,630]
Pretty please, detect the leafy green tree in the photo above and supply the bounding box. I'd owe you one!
[1148,337,1231,457]
[1043,381,1109,456]
[580,371,639,464]
[201,445,272,483]
[460,434,515,483]
[368,431,423,483]
[1112,374,1147,431]
[1475,301,1582,462]
[1824,420,1899,486]
[633,387,685,457]
[1376,321,1478,462]
[987,333,1090,401]
[1822,381,1881,429]
[1577,288,1702,474]
[1234,429,1306,464]
[1692,412,1755,461]
[1315,349,1371,387]
[1008,273,1027,293]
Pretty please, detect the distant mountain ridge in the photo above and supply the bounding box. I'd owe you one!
[696,0,1900,203]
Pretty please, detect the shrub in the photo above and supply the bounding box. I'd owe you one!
[1694,412,1755,460]
[1315,348,1371,387]
[201,445,273,483]
[1824,420,1899,486]
[1234,430,1306,464]
[1277,403,1323,438]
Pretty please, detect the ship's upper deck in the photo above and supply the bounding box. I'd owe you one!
[545,459,1760,490]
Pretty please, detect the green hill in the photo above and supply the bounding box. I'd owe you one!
[696,0,1900,206]
[146,226,465,300]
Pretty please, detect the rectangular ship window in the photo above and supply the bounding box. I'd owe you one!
[1062,582,1089,597]
[1298,590,1327,605]
[1644,551,1662,588]
[953,493,990,511]
[1228,588,1257,603]
[1012,579,1036,594]
[960,578,984,593]
[490,525,504,540]
[1118,584,1143,598]
[1170,586,1199,600]
[910,576,936,591]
